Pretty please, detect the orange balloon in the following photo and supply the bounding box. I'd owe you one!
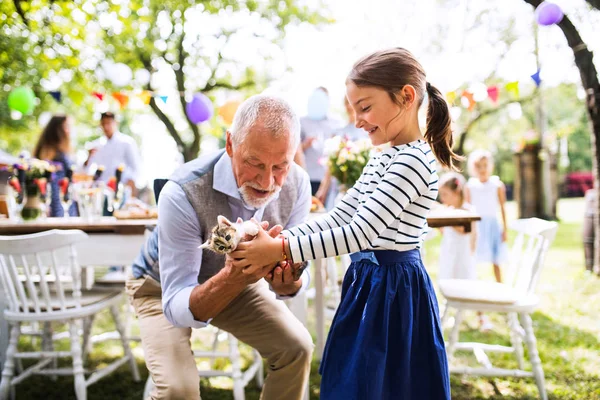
[218,100,241,125]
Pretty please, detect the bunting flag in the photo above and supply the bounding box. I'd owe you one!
[487,86,499,103]
[446,91,457,105]
[461,90,476,111]
[531,69,542,87]
[49,91,62,103]
[159,95,168,104]
[92,92,105,101]
[138,91,152,105]
[112,92,129,109]
[505,81,520,98]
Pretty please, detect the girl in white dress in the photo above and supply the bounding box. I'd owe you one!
[439,172,493,330]
[438,172,477,281]
[465,150,508,283]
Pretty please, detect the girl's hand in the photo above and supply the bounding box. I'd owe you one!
[230,226,283,275]
[501,230,507,242]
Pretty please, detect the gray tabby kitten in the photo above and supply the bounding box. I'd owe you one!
[199,216,259,255]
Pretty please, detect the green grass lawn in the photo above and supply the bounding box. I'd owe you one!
[11,198,600,399]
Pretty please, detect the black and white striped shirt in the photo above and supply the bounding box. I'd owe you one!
[286,139,438,262]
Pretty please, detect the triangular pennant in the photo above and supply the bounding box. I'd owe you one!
[461,90,476,111]
[138,91,152,105]
[505,81,520,98]
[159,95,168,104]
[92,92,104,101]
[531,69,541,87]
[445,91,457,105]
[49,91,62,103]
[487,86,499,103]
[112,92,129,109]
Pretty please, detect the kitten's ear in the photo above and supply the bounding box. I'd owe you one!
[198,240,211,250]
[217,215,232,227]
[236,217,243,224]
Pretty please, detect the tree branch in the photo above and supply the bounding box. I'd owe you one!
[584,0,600,10]
[175,33,201,160]
[12,0,29,28]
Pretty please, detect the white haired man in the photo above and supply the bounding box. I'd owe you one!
[126,95,313,399]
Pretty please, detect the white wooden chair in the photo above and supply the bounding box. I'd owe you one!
[439,218,558,400]
[0,229,140,400]
[142,327,264,400]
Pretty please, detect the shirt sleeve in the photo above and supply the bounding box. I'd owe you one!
[122,139,141,185]
[288,149,432,262]
[268,169,312,299]
[284,181,361,237]
[158,181,210,328]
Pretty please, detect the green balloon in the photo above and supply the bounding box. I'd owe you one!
[7,87,36,114]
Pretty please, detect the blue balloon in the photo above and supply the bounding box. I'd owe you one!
[307,89,329,120]
[186,93,213,124]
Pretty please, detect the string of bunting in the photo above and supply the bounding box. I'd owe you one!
[446,68,542,111]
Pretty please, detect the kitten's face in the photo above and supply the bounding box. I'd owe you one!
[208,224,238,254]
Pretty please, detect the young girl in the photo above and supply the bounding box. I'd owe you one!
[465,150,508,283]
[232,48,459,399]
[438,172,477,281]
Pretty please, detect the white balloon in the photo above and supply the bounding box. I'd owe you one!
[469,82,488,102]
[38,111,52,127]
[507,103,523,120]
[450,106,462,121]
[134,69,151,85]
[109,63,133,87]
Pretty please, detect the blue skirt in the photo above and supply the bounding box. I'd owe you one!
[476,216,508,264]
[319,249,450,400]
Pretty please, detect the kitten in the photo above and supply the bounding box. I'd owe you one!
[199,216,260,255]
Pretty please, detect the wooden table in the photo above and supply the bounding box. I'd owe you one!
[308,209,481,361]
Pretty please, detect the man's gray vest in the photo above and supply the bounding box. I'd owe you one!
[170,150,302,284]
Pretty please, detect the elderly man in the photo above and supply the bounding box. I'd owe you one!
[125,95,313,400]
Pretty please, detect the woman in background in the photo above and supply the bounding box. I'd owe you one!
[33,115,77,217]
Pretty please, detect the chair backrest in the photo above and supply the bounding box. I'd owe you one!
[0,229,89,316]
[153,178,168,204]
[505,218,558,295]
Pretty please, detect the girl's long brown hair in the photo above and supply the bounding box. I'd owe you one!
[347,48,462,170]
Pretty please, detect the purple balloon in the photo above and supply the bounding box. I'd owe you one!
[535,1,563,26]
[186,93,213,124]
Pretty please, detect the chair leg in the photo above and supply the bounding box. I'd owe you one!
[254,350,264,388]
[440,302,450,330]
[142,376,155,400]
[508,312,525,370]
[42,322,58,381]
[69,322,87,400]
[519,313,547,400]
[81,315,95,362]
[228,335,245,400]
[109,305,140,382]
[210,329,221,369]
[0,324,20,400]
[447,309,463,359]
[326,258,340,305]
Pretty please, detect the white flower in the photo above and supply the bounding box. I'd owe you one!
[323,136,343,156]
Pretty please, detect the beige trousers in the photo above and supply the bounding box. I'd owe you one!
[126,275,313,400]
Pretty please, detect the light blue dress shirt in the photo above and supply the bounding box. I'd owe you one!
[159,152,312,328]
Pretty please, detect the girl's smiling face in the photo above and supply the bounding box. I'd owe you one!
[346,81,416,146]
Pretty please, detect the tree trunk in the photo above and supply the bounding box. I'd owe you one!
[523,0,600,273]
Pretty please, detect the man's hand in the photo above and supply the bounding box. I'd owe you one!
[266,261,302,296]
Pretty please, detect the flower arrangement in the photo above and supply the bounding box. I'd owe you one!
[324,136,373,188]
[8,158,55,220]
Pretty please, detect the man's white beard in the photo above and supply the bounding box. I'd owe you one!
[239,182,282,209]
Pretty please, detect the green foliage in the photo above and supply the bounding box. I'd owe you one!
[0,0,329,160]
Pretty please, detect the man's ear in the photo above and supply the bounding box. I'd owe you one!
[225,131,234,157]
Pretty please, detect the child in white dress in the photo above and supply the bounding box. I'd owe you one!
[439,172,492,331]
[465,150,508,283]
[438,172,477,281]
